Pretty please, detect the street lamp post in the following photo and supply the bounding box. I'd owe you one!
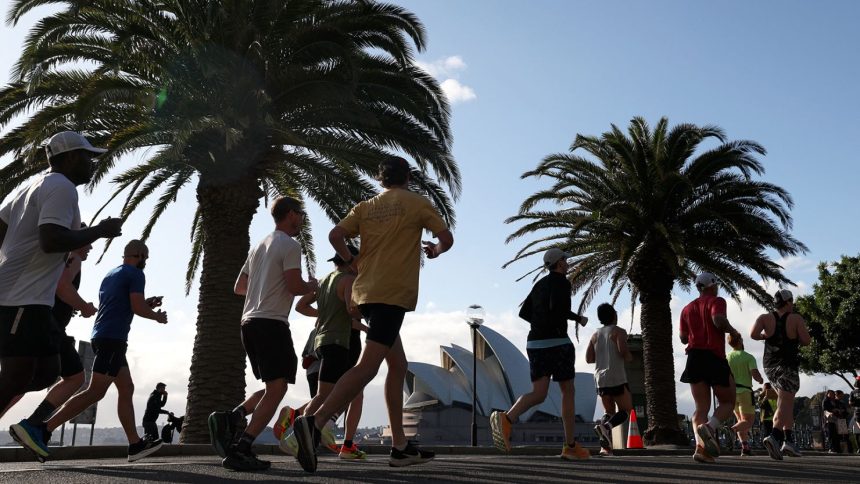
[466,304,485,447]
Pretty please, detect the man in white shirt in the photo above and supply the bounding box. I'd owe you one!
[208,196,318,472]
[0,132,122,436]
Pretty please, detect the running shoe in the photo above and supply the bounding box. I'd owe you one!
[693,445,715,464]
[389,441,434,467]
[321,420,339,453]
[780,440,802,457]
[695,423,720,457]
[128,438,163,462]
[10,420,50,462]
[762,435,783,461]
[561,442,590,460]
[593,421,613,450]
[273,405,296,441]
[279,429,299,456]
[223,448,271,472]
[489,410,512,452]
[208,411,234,458]
[598,447,613,457]
[293,415,320,473]
[740,442,752,457]
[339,443,368,461]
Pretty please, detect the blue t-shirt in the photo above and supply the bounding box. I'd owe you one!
[92,264,145,341]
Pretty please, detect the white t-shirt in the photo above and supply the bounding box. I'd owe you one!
[240,230,302,324]
[0,173,81,306]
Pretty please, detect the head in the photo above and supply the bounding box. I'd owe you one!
[695,272,719,296]
[597,303,617,326]
[836,390,845,399]
[826,389,835,399]
[270,196,305,236]
[377,156,410,188]
[72,222,92,261]
[123,239,149,269]
[764,382,772,391]
[774,289,794,311]
[727,332,744,350]
[543,248,570,273]
[328,245,359,271]
[45,131,106,186]
[156,382,166,393]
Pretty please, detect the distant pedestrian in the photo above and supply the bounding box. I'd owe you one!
[143,383,171,441]
[823,390,841,453]
[835,390,854,453]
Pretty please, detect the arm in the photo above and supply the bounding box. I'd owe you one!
[234,272,248,296]
[39,218,122,253]
[615,328,633,362]
[750,313,773,340]
[751,368,764,385]
[792,315,812,346]
[284,268,317,296]
[339,275,363,320]
[55,256,96,317]
[679,314,689,345]
[295,292,318,317]
[130,293,168,324]
[712,314,739,336]
[329,225,357,269]
[422,229,454,259]
[585,334,596,364]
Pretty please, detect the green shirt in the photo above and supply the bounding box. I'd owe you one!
[314,270,353,350]
[727,349,758,394]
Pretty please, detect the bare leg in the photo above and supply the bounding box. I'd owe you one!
[507,377,550,422]
[689,382,712,446]
[773,389,796,432]
[47,372,113,432]
[44,372,85,409]
[384,339,408,449]
[344,392,364,441]
[238,389,265,415]
[558,379,576,444]
[304,381,335,417]
[712,380,736,422]
[312,340,388,426]
[244,379,287,437]
[113,367,140,444]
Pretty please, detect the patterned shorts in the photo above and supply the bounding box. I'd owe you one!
[764,366,800,394]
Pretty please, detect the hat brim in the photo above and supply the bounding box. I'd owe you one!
[83,147,108,154]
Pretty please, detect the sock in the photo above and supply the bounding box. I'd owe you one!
[344,439,353,448]
[784,429,794,443]
[235,432,254,453]
[707,416,720,430]
[608,410,629,428]
[26,401,56,426]
[567,440,577,448]
[771,427,785,443]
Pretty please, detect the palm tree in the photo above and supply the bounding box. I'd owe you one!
[0,0,459,442]
[505,117,806,444]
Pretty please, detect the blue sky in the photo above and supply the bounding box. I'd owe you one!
[1,1,858,430]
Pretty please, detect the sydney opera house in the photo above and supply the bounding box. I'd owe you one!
[394,324,600,446]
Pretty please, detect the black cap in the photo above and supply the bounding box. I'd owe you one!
[156,382,166,388]
[328,245,359,265]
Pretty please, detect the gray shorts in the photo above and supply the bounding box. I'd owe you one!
[764,366,800,394]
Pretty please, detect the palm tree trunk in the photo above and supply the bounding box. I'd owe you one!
[180,177,261,443]
[639,288,687,445]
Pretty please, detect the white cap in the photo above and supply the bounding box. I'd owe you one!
[45,131,107,160]
[695,272,718,288]
[543,248,570,267]
[774,289,793,304]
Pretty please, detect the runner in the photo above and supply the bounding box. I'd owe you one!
[292,156,453,472]
[0,230,95,420]
[726,333,763,456]
[850,377,860,447]
[490,248,589,460]
[11,239,167,462]
[678,272,740,464]
[277,245,368,461]
[750,289,810,460]
[585,303,632,456]
[208,196,317,472]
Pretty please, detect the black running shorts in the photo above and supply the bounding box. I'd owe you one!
[59,332,84,378]
[359,304,406,348]
[680,349,732,387]
[0,305,61,358]
[317,344,352,384]
[526,343,576,382]
[241,318,297,383]
[91,338,128,377]
[598,383,630,397]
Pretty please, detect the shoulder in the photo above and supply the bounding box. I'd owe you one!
[787,312,806,324]
[41,173,77,196]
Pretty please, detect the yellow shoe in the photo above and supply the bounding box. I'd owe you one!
[561,442,590,460]
[321,421,339,453]
[693,445,715,464]
[490,411,512,452]
[273,406,296,441]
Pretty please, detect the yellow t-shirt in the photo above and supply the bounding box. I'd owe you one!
[338,188,447,311]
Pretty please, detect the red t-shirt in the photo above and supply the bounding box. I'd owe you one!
[679,294,728,358]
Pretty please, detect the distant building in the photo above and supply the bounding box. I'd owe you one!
[386,324,599,446]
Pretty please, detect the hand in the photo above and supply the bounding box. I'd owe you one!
[146,296,163,308]
[155,310,168,324]
[96,217,124,238]
[80,302,97,318]
[169,411,174,416]
[422,241,439,259]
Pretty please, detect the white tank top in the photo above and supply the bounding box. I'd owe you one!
[594,325,628,388]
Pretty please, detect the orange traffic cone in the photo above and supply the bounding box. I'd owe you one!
[626,409,644,449]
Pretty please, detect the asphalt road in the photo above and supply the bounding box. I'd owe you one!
[1,453,858,483]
